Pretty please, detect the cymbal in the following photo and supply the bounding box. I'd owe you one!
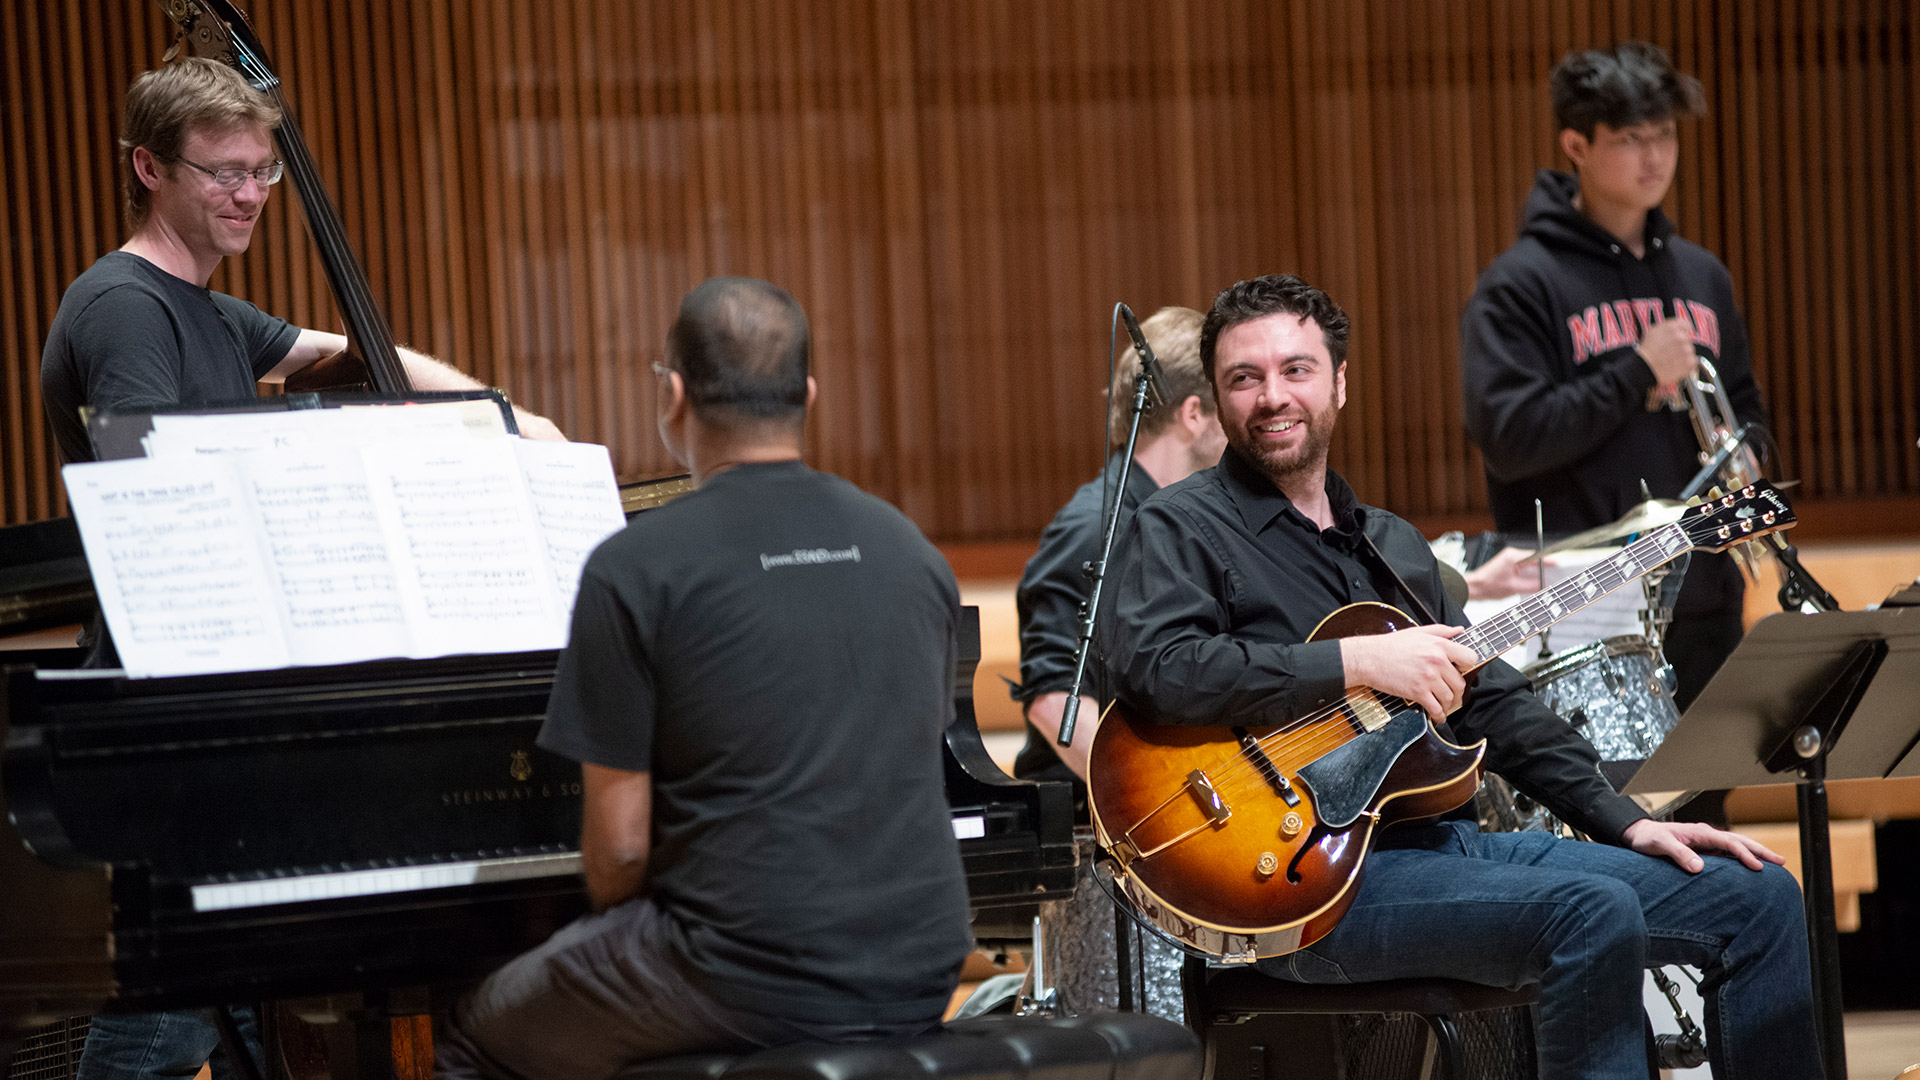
[1542,499,1689,555]
[1436,560,1469,610]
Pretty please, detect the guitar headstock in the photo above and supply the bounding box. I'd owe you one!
[1679,481,1797,552]
[157,0,279,95]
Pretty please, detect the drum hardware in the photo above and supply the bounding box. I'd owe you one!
[1533,500,1551,660]
[1016,914,1062,1017]
[1649,966,1709,1069]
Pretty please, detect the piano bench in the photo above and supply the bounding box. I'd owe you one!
[614,1012,1201,1080]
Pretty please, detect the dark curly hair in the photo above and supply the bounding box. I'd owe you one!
[1198,274,1350,382]
[1550,41,1704,138]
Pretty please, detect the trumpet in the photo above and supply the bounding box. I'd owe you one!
[1679,357,1767,577]
[1681,357,1760,492]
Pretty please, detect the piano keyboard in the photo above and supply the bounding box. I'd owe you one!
[190,851,584,912]
[190,813,994,913]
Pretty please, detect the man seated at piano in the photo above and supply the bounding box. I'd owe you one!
[1096,273,1819,1079]
[40,56,561,477]
[36,55,559,1080]
[436,277,975,1079]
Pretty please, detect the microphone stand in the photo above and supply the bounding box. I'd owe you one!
[1056,316,1163,748]
[1677,423,1753,501]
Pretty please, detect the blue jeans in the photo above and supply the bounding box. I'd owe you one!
[1256,822,1820,1080]
[75,1008,262,1080]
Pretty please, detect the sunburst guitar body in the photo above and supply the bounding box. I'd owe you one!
[1088,601,1484,962]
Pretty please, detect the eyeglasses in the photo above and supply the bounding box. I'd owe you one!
[174,156,285,189]
[650,361,677,380]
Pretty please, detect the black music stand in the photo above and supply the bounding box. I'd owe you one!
[1624,607,1920,1080]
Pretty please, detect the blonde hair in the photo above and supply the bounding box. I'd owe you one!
[1108,306,1210,444]
[121,57,282,228]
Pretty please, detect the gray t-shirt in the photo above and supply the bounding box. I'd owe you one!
[540,460,973,1025]
[41,251,299,464]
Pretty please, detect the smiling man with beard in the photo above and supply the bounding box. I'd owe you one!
[1096,273,1818,1079]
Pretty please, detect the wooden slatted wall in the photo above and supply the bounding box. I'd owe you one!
[4,1,1917,541]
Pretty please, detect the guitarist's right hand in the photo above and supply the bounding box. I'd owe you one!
[1339,625,1479,721]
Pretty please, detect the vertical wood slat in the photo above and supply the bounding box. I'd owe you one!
[3,0,1918,542]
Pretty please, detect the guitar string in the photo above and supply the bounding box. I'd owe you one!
[1165,522,1704,806]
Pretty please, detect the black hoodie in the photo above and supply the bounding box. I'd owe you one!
[1461,169,1768,616]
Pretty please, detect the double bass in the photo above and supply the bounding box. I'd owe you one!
[158,0,411,395]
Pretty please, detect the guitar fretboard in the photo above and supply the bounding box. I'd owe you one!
[1457,522,1694,663]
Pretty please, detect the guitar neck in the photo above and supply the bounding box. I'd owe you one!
[1456,523,1692,664]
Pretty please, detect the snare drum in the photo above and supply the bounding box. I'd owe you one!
[1522,635,1680,763]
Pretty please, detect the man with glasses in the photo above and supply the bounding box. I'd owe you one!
[438,278,972,1078]
[41,56,559,472]
[1460,42,1768,720]
[40,57,560,1080]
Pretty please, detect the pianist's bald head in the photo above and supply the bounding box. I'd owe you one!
[665,277,811,433]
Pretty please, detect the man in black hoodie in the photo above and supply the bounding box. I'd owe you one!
[1461,42,1768,712]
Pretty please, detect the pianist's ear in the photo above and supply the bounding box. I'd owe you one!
[805,376,817,410]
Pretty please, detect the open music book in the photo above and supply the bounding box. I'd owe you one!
[62,435,627,678]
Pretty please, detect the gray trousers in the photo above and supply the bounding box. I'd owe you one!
[436,899,939,1080]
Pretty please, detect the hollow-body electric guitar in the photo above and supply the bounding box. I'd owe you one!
[1088,482,1796,962]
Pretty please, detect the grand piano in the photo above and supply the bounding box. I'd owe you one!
[0,506,1076,1072]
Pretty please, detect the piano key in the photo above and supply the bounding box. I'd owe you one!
[190,851,583,912]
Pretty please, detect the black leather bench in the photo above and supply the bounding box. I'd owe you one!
[617,1013,1202,1080]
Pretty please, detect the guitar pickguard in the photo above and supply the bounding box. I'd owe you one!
[1294,710,1426,827]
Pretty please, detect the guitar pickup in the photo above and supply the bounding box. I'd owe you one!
[1235,726,1300,807]
[1188,770,1232,823]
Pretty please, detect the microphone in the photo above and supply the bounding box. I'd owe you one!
[1117,303,1171,410]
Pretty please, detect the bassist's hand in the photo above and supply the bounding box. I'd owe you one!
[1339,625,1478,721]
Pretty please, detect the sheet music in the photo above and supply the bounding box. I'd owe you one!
[362,439,566,657]
[1464,546,1647,671]
[66,422,624,676]
[242,448,411,665]
[144,401,502,458]
[512,439,628,614]
[62,457,290,677]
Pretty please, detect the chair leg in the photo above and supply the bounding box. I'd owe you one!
[1416,1013,1466,1080]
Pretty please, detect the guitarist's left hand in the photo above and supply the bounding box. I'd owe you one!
[1621,819,1787,873]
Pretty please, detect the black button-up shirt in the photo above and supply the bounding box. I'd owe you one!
[1098,446,1646,843]
[1011,452,1160,781]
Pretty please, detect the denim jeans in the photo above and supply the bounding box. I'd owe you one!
[1256,821,1820,1080]
[75,1007,262,1080]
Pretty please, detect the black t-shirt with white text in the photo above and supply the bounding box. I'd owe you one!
[540,460,973,1025]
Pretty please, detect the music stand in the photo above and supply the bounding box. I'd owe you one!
[1625,607,1920,1080]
